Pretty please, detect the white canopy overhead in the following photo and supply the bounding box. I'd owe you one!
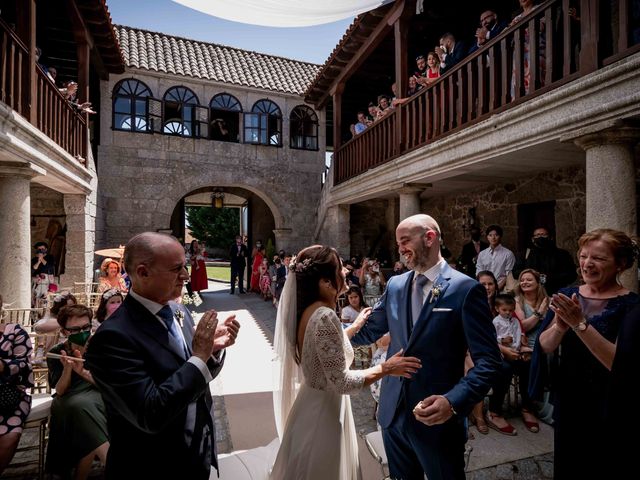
[172,0,395,27]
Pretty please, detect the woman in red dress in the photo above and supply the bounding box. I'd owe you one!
[189,240,208,292]
[250,243,264,293]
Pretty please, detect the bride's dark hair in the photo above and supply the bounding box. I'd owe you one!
[293,245,343,362]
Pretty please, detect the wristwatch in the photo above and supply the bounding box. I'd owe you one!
[572,320,589,332]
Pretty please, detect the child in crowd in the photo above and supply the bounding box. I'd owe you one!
[492,294,532,360]
[259,258,272,301]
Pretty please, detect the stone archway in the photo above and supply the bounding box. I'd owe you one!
[169,185,279,253]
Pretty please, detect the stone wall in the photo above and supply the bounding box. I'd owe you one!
[97,70,325,254]
[423,165,587,262]
[350,198,398,265]
[30,185,65,246]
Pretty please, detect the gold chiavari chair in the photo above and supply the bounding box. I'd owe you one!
[2,308,44,332]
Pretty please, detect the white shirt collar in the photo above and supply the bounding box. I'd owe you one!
[414,258,446,283]
[129,289,166,317]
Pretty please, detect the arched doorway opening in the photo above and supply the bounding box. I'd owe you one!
[169,186,277,287]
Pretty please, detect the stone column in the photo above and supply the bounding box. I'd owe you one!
[568,121,640,291]
[61,193,96,287]
[332,205,351,256]
[273,228,293,253]
[0,164,36,308]
[398,186,423,221]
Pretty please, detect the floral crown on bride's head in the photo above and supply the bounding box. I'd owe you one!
[288,255,313,273]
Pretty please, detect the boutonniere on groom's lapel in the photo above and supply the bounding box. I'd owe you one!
[174,309,184,328]
[429,283,445,304]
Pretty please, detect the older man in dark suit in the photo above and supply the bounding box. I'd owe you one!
[86,232,240,479]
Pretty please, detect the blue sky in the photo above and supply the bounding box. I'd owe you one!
[107,0,353,65]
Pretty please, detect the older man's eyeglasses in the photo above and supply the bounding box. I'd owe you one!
[64,323,91,334]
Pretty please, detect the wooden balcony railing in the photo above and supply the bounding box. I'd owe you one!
[334,0,640,185]
[0,19,87,162]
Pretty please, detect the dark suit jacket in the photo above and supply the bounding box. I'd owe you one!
[352,263,500,440]
[86,295,223,480]
[440,41,467,74]
[459,240,489,276]
[229,242,248,268]
[468,20,509,54]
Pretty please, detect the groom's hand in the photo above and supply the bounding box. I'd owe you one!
[413,395,454,426]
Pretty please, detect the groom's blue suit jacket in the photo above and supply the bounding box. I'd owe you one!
[353,263,501,435]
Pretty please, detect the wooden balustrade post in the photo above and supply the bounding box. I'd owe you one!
[16,0,36,123]
[579,0,599,74]
[394,1,411,154]
[332,82,345,184]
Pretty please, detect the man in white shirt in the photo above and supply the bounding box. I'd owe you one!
[475,224,516,291]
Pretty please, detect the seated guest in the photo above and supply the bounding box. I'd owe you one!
[388,261,407,277]
[33,292,78,361]
[436,32,466,74]
[468,10,508,54]
[46,305,109,479]
[34,292,77,335]
[0,294,34,475]
[97,258,128,294]
[94,289,124,326]
[486,294,538,436]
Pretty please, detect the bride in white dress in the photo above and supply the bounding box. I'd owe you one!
[271,245,421,480]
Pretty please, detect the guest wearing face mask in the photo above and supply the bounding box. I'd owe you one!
[514,227,577,295]
[94,289,125,327]
[45,305,109,479]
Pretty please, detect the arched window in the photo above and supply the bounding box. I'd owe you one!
[290,105,318,150]
[112,79,152,132]
[244,99,282,146]
[209,93,242,143]
[162,86,202,137]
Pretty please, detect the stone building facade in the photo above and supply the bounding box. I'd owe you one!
[97,26,325,254]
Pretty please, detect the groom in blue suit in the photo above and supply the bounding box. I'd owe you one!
[353,214,501,480]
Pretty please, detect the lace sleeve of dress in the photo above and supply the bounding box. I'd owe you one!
[313,308,365,394]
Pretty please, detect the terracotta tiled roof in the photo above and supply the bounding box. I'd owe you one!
[114,25,320,96]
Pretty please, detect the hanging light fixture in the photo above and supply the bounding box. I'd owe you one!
[211,189,225,209]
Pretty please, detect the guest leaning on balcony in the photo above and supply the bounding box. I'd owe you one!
[532,229,639,479]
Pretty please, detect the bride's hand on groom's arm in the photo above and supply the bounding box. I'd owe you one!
[380,349,422,378]
[413,395,454,426]
[344,307,372,339]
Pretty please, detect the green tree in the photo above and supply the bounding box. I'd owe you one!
[186,207,239,254]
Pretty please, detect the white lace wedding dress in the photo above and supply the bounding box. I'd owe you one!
[270,306,365,480]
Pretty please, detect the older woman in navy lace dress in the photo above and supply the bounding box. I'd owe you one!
[534,229,639,479]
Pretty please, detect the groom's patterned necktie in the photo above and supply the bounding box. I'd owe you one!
[411,274,429,325]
